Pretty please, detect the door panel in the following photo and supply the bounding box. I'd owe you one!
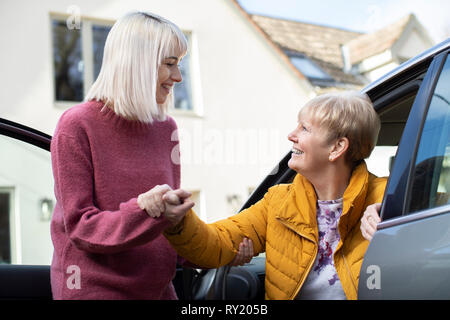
[359,51,450,299]
[0,265,51,299]
[359,207,450,299]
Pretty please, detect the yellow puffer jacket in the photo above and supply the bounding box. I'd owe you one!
[164,161,387,300]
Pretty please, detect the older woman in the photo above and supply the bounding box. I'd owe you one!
[50,11,250,300]
[162,91,387,300]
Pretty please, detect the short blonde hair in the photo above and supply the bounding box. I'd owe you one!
[298,91,380,164]
[85,11,188,123]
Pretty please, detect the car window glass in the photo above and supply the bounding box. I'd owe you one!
[406,54,450,214]
[0,135,54,265]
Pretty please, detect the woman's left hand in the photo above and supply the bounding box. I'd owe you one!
[360,203,382,241]
[229,238,254,266]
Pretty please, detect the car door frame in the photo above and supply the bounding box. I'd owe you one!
[0,118,51,151]
[358,49,450,299]
[0,118,53,299]
[380,50,450,222]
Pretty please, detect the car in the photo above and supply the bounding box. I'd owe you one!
[0,38,449,300]
[209,37,450,300]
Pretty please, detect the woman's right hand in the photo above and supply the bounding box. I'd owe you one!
[229,238,254,266]
[162,189,195,226]
[137,184,172,218]
[360,203,382,241]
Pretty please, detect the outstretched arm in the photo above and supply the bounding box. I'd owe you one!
[162,189,272,268]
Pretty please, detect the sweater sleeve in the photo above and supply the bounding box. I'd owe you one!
[164,188,275,268]
[51,131,172,254]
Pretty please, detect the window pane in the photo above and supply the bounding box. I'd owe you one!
[52,19,83,102]
[407,55,450,213]
[289,56,332,80]
[174,33,193,110]
[0,135,54,265]
[92,24,112,81]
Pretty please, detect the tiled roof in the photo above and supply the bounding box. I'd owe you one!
[249,14,415,88]
[346,14,413,64]
[251,14,365,86]
[251,15,362,68]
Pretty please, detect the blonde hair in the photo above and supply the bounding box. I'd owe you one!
[298,91,380,164]
[85,11,188,123]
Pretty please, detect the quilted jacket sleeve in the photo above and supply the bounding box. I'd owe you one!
[164,187,277,268]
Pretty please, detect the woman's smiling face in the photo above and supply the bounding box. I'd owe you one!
[287,113,334,175]
[156,53,183,104]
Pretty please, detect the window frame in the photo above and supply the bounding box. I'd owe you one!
[49,13,115,108]
[170,31,203,117]
[378,50,450,228]
[286,52,333,82]
[404,54,450,214]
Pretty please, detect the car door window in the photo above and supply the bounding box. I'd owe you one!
[0,134,54,265]
[406,54,450,214]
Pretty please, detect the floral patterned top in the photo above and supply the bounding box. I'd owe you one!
[296,198,347,300]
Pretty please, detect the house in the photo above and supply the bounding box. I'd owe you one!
[0,0,436,265]
[344,14,435,82]
[248,12,435,92]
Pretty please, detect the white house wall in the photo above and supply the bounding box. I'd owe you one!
[365,61,401,83]
[395,28,434,60]
[0,136,54,265]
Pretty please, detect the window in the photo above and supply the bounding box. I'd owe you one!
[52,16,194,111]
[0,135,54,265]
[52,17,113,104]
[406,55,450,214]
[174,45,194,111]
[288,54,332,81]
[92,24,110,81]
[227,194,243,216]
[52,19,84,102]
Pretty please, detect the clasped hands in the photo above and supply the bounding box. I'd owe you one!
[137,184,193,226]
[137,184,254,266]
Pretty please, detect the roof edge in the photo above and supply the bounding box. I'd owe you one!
[251,13,365,35]
[228,0,309,83]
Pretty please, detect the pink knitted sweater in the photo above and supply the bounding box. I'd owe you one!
[50,100,181,299]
